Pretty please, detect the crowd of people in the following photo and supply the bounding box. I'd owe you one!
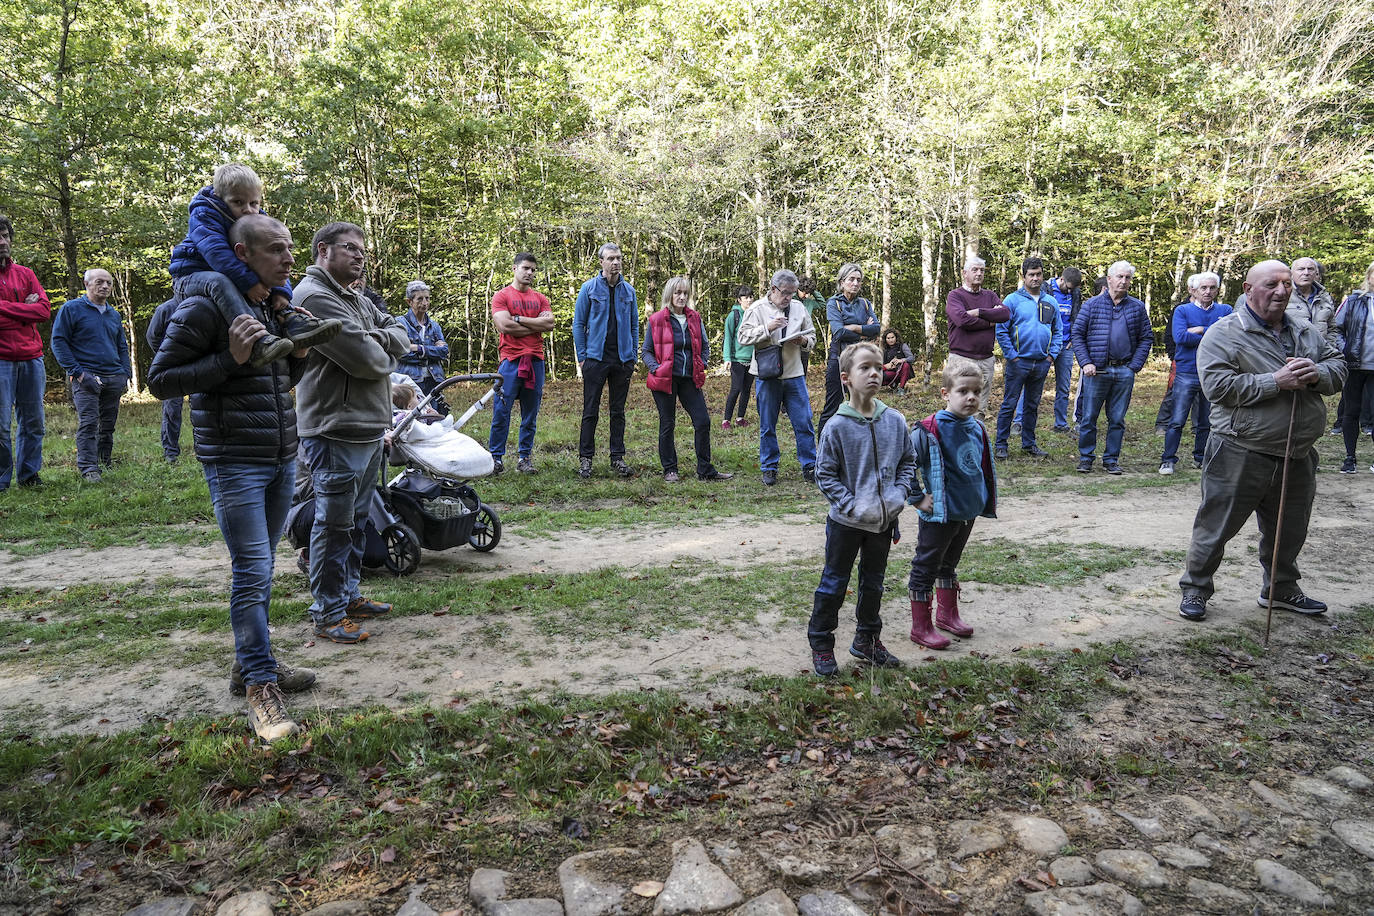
[1,161,1371,738]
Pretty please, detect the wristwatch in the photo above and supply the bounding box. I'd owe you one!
[514,314,522,324]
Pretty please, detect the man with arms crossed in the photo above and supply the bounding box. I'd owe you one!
[489,252,554,474]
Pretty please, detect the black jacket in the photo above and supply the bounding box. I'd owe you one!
[147,294,306,464]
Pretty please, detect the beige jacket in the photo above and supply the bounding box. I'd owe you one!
[1198,306,1346,458]
[736,297,815,380]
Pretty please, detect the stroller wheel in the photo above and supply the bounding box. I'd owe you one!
[382,523,422,575]
[468,503,502,552]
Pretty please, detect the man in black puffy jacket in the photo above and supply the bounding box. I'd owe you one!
[148,214,317,744]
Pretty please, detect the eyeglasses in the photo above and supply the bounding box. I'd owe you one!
[334,242,366,257]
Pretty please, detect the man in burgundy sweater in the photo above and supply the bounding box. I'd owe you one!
[945,256,1011,413]
[0,215,53,491]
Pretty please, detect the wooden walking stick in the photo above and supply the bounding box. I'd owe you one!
[1264,392,1300,647]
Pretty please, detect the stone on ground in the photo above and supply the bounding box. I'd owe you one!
[1331,820,1374,860]
[1151,843,1210,869]
[795,891,865,916]
[1253,859,1334,907]
[1247,780,1297,814]
[1184,878,1251,912]
[1324,766,1372,791]
[301,903,369,916]
[653,838,743,916]
[1047,856,1094,887]
[1023,882,1144,916]
[216,893,274,916]
[1289,775,1354,807]
[733,889,799,916]
[397,886,440,916]
[1008,816,1069,856]
[559,848,641,916]
[948,819,1006,859]
[1092,850,1166,889]
[1113,811,1167,841]
[123,901,202,916]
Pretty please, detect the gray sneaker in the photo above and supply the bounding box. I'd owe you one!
[230,660,318,696]
[246,682,300,743]
[611,457,635,478]
[578,457,593,479]
[516,457,536,474]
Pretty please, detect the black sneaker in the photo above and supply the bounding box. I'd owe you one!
[1340,457,1357,474]
[812,650,838,677]
[762,470,778,486]
[578,457,593,479]
[16,475,43,488]
[1076,459,1093,473]
[1179,594,1207,621]
[230,661,318,696]
[1103,462,1123,475]
[248,333,296,369]
[1257,588,1327,615]
[276,309,343,349]
[994,446,1009,460]
[1023,445,1049,458]
[491,457,505,475]
[698,469,734,481]
[1192,458,1204,470]
[802,465,816,484]
[850,638,903,668]
[611,457,635,478]
[516,457,536,474]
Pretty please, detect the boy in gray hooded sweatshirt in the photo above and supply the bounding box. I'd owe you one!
[809,341,917,676]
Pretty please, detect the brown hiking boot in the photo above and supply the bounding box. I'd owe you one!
[246,682,300,743]
[347,596,392,619]
[230,660,317,696]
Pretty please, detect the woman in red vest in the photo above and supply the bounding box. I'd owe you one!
[642,277,734,483]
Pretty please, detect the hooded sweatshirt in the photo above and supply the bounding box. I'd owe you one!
[815,400,917,533]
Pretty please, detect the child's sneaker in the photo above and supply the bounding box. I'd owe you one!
[276,308,343,349]
[249,333,297,368]
[812,650,838,677]
[850,637,903,668]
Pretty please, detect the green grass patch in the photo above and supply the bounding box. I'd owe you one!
[957,538,1180,588]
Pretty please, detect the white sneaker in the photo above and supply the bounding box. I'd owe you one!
[1159,463,1174,475]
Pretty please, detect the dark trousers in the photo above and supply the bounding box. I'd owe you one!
[161,396,184,460]
[1155,360,1177,428]
[997,357,1050,449]
[724,361,752,420]
[908,518,976,600]
[70,373,127,474]
[1343,368,1374,458]
[809,518,893,652]
[818,358,845,436]
[1180,435,1318,599]
[579,357,634,460]
[651,377,714,476]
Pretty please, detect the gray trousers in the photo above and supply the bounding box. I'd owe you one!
[1180,435,1318,599]
[70,374,127,474]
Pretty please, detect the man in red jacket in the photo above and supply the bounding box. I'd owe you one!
[0,216,52,491]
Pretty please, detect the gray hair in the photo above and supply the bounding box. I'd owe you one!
[770,269,799,291]
[1108,260,1136,277]
[83,268,111,286]
[1187,271,1220,291]
[597,242,622,259]
[835,262,863,293]
[963,256,986,271]
[661,276,693,309]
[405,280,431,299]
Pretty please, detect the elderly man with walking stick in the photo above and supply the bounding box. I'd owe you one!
[1177,260,1346,623]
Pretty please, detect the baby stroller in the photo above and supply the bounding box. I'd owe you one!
[287,373,505,576]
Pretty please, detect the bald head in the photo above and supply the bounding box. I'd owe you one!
[231,214,294,291]
[1243,260,1292,328]
[84,268,114,304]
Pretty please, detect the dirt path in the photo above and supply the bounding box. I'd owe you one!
[3,477,1371,735]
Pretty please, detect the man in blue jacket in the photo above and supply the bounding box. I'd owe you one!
[995,257,1062,459]
[50,269,132,482]
[572,242,640,479]
[1159,272,1231,474]
[1072,260,1154,473]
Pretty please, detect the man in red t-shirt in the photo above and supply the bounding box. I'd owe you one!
[488,252,555,474]
[0,215,53,491]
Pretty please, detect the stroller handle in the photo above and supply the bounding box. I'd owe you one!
[390,373,503,443]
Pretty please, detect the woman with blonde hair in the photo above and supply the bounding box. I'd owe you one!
[642,277,733,482]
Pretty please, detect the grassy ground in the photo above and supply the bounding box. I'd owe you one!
[2,362,1368,910]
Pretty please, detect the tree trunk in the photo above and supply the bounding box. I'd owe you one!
[919,217,937,383]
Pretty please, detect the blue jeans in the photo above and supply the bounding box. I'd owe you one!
[1160,373,1210,465]
[488,357,545,460]
[755,376,816,472]
[808,518,893,651]
[69,373,127,474]
[203,461,294,687]
[1078,365,1136,464]
[301,436,383,626]
[161,396,184,460]
[998,357,1050,449]
[1014,349,1073,428]
[0,357,46,489]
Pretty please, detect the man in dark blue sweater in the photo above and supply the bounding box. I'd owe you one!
[51,269,132,482]
[1159,272,1231,474]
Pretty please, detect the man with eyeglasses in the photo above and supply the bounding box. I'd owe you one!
[294,223,410,645]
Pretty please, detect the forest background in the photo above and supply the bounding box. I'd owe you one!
[2,0,1373,388]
